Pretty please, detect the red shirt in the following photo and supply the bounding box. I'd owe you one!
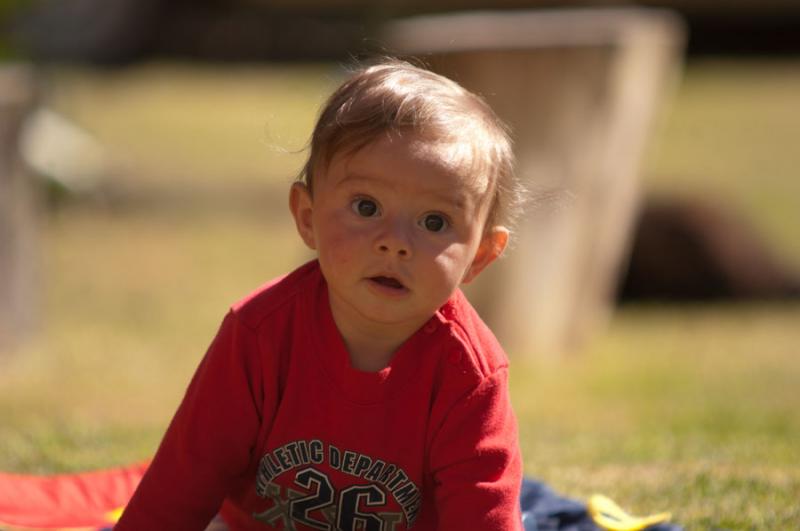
[116,260,522,530]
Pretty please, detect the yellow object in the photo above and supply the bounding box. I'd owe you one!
[588,494,672,531]
[105,506,125,523]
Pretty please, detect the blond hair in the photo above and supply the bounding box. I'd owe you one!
[300,59,524,230]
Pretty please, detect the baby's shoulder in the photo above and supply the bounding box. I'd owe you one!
[434,290,509,384]
[230,260,320,331]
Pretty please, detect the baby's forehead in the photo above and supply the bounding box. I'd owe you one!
[426,136,495,193]
[368,133,492,194]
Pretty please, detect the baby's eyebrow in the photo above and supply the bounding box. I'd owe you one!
[337,172,379,187]
[427,190,468,211]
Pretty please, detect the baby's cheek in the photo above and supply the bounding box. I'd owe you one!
[428,246,470,283]
[318,223,366,268]
[432,240,470,265]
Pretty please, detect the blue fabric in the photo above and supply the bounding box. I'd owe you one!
[520,478,683,531]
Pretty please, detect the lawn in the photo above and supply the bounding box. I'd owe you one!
[1,59,799,529]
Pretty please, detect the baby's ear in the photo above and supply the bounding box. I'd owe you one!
[289,182,316,250]
[462,226,509,284]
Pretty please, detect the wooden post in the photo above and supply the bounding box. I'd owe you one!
[0,64,39,353]
[385,9,685,357]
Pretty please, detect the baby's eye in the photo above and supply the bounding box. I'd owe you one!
[351,198,380,218]
[420,213,449,233]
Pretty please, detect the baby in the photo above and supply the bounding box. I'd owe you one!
[116,59,526,531]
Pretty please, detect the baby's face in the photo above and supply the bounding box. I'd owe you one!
[292,132,507,334]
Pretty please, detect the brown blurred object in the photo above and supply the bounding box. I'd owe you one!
[0,65,40,354]
[8,0,800,64]
[619,197,800,301]
[386,9,685,357]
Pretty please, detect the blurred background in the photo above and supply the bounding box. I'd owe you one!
[0,1,798,528]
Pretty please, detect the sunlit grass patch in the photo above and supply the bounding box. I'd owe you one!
[511,303,800,528]
[47,62,341,187]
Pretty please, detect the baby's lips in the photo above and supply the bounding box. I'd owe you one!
[370,275,406,289]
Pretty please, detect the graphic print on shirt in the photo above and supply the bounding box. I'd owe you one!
[253,439,420,530]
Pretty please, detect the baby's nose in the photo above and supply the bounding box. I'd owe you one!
[377,243,409,257]
[374,222,412,258]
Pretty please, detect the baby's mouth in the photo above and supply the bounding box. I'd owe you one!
[369,275,406,291]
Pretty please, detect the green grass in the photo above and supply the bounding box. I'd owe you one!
[513,304,800,529]
[45,62,341,187]
[1,59,799,529]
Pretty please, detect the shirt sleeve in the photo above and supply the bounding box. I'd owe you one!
[115,310,263,531]
[428,367,523,531]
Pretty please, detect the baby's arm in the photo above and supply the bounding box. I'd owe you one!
[429,368,523,530]
[115,311,263,530]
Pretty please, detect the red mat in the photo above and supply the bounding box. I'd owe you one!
[0,462,148,530]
